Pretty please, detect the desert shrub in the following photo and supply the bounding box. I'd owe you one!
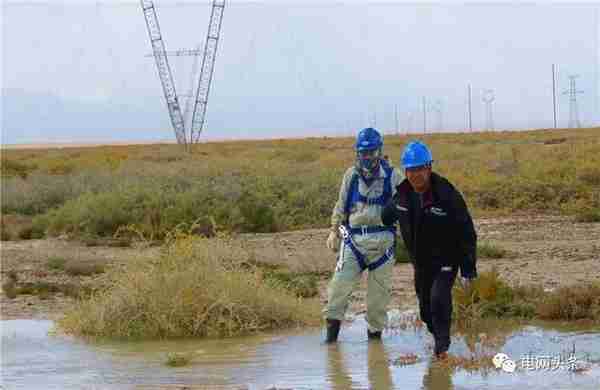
[453,269,537,328]
[0,226,11,241]
[64,262,106,276]
[238,190,277,233]
[57,233,320,339]
[1,158,36,179]
[478,242,509,259]
[537,284,600,322]
[574,207,600,223]
[17,224,44,240]
[47,257,67,270]
[1,171,116,215]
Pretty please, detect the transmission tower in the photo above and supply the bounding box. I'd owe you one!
[562,75,584,128]
[141,0,225,146]
[482,89,495,131]
[140,0,186,144]
[190,0,226,144]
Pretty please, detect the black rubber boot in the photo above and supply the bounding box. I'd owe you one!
[325,319,341,343]
[367,330,382,340]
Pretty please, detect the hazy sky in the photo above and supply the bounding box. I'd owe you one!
[3,1,600,144]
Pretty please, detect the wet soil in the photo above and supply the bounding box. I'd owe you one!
[1,215,599,320]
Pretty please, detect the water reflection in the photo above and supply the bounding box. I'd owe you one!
[367,341,394,390]
[421,362,453,390]
[326,344,354,390]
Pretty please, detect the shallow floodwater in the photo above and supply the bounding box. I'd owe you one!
[2,315,600,390]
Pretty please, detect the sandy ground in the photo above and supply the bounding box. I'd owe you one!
[1,215,599,321]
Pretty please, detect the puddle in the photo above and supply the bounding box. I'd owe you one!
[2,315,600,389]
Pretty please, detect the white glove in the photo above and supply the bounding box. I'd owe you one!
[460,277,476,289]
[326,230,341,253]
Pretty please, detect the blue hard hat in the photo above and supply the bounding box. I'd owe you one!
[355,128,383,151]
[401,141,433,169]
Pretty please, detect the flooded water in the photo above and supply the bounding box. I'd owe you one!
[2,315,600,390]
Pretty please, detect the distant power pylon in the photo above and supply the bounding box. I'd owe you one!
[430,99,443,132]
[562,75,584,129]
[482,89,495,131]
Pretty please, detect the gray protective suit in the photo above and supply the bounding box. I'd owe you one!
[323,163,404,332]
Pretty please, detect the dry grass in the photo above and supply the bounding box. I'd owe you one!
[57,232,321,340]
[1,128,598,240]
[454,269,600,328]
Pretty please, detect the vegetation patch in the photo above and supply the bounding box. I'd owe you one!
[478,242,511,259]
[536,284,600,321]
[64,261,106,277]
[2,279,91,300]
[394,241,411,264]
[454,269,600,328]
[2,128,599,240]
[47,256,67,270]
[57,233,321,340]
[574,207,600,223]
[165,352,192,367]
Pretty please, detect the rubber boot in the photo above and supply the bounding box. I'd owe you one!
[367,330,382,340]
[325,319,341,343]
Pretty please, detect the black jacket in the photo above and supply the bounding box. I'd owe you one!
[382,172,477,278]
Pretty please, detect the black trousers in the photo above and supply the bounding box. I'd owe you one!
[413,264,458,355]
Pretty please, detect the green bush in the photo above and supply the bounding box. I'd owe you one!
[47,257,67,270]
[1,159,36,179]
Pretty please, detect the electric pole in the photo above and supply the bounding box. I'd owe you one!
[468,84,473,132]
[482,89,495,131]
[552,64,557,129]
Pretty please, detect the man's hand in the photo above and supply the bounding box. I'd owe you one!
[326,230,340,253]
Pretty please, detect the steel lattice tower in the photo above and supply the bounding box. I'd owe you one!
[562,75,584,129]
[141,0,225,146]
[141,0,186,144]
[190,0,226,144]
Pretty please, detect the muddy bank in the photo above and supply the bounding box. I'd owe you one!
[1,215,599,320]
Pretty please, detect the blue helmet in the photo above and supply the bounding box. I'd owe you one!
[401,141,433,169]
[355,128,383,178]
[355,127,383,151]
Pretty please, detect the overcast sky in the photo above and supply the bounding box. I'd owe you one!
[3,1,600,144]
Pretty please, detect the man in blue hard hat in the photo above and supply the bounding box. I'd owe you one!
[323,127,404,343]
[381,140,477,360]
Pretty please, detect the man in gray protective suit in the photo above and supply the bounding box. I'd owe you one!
[323,127,404,342]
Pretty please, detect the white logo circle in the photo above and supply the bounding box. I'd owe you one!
[493,353,509,368]
[502,359,516,373]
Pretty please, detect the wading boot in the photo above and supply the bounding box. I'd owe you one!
[325,319,341,343]
[367,330,382,340]
[434,351,448,361]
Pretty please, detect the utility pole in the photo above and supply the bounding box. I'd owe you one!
[468,84,473,132]
[431,99,443,132]
[482,89,495,131]
[562,75,584,128]
[394,104,399,135]
[422,96,427,134]
[552,64,558,129]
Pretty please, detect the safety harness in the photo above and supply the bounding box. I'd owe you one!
[340,161,396,272]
